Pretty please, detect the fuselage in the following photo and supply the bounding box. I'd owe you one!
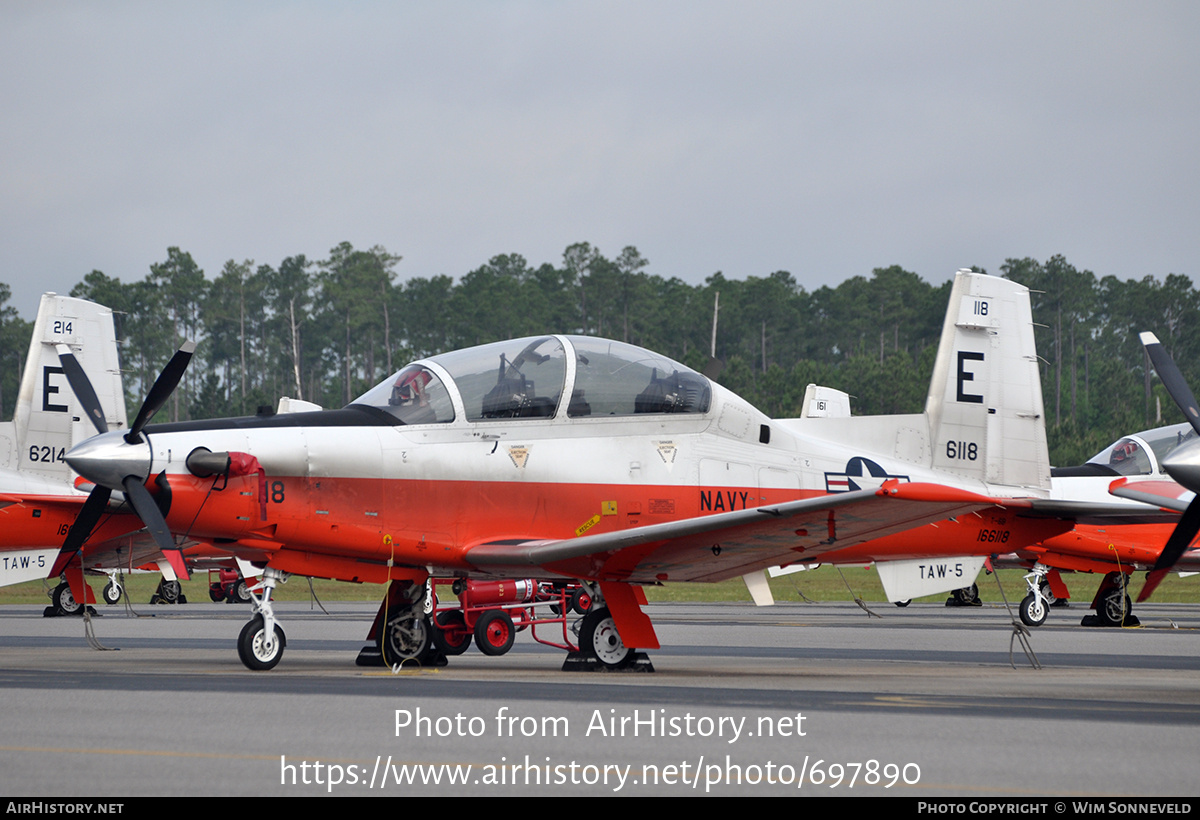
[91,334,1065,585]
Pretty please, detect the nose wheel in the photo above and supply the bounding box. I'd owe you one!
[102,572,123,605]
[237,615,286,670]
[1019,593,1048,627]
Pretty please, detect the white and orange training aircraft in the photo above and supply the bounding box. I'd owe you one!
[53,270,1158,670]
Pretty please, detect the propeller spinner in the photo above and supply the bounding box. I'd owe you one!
[50,341,197,579]
[1136,332,1200,601]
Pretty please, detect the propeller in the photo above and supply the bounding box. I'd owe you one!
[1136,332,1200,601]
[51,341,197,579]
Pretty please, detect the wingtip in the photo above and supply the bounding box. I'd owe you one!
[1139,331,1161,346]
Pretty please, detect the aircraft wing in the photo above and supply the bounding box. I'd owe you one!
[465,481,1027,584]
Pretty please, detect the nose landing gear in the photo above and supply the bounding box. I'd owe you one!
[236,567,288,670]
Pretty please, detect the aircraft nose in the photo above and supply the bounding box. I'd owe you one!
[1162,438,1200,493]
[65,431,152,490]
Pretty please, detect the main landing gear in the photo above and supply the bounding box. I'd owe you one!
[236,568,288,670]
[51,580,83,615]
[357,579,442,669]
[578,606,633,669]
[563,584,652,672]
[947,583,980,607]
[1084,572,1137,627]
[150,578,185,605]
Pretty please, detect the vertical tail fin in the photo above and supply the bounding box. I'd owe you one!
[925,270,1048,491]
[12,294,127,483]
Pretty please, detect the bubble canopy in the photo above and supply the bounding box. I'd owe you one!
[352,336,711,424]
[1086,422,1195,476]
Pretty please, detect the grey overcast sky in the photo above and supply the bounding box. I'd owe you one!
[2,1,1197,318]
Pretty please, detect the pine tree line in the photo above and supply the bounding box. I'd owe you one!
[0,245,1193,466]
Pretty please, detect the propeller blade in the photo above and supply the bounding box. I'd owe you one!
[127,340,196,441]
[1138,496,1200,602]
[121,475,189,580]
[1140,332,1200,436]
[1139,569,1169,604]
[55,344,108,435]
[1138,330,1200,595]
[50,485,112,577]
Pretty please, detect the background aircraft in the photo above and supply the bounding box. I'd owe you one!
[0,294,241,613]
[990,422,1194,626]
[745,397,1185,625]
[1121,332,1200,604]
[0,293,146,610]
[54,270,1164,670]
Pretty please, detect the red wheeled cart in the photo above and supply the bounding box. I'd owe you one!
[207,568,254,604]
[429,578,592,656]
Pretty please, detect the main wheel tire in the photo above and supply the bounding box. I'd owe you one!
[229,578,252,604]
[208,584,226,603]
[53,582,82,615]
[894,599,912,608]
[1038,580,1058,607]
[378,612,432,663]
[102,581,122,605]
[952,584,979,605]
[1099,587,1132,626]
[158,580,182,604]
[432,610,472,656]
[474,609,515,656]
[570,588,592,615]
[580,606,632,669]
[237,615,286,670]
[1019,593,1048,627]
